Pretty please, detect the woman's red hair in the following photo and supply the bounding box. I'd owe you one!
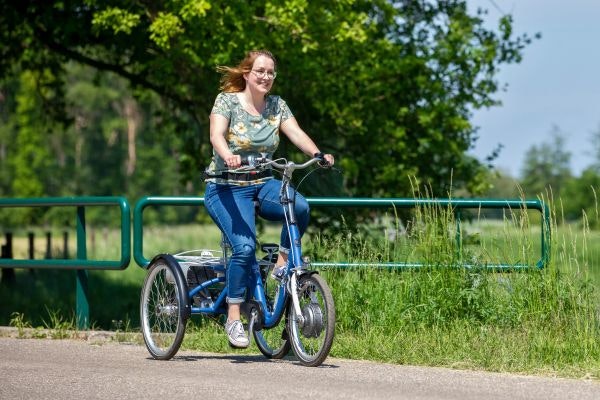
[217,50,277,93]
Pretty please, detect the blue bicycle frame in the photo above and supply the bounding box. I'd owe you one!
[184,162,306,329]
[141,154,335,366]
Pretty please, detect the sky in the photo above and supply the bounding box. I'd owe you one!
[466,0,600,178]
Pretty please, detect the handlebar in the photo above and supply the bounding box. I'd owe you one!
[241,153,330,172]
[235,153,331,202]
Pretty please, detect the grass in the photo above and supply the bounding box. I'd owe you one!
[321,265,600,377]
[1,202,600,378]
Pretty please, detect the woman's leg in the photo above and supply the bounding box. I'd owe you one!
[257,179,310,265]
[204,183,258,312]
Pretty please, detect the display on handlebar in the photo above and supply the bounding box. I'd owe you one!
[240,154,268,167]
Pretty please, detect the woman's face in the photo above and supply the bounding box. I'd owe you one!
[245,55,276,95]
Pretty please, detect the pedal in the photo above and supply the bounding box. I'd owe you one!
[260,243,279,264]
[240,300,264,331]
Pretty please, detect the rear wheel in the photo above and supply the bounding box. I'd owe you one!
[140,255,188,360]
[287,274,335,367]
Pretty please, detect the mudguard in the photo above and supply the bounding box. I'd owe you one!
[148,253,191,320]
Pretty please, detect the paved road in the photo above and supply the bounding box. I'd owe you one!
[1,336,599,400]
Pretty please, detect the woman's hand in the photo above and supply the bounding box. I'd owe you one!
[224,154,242,169]
[315,152,334,167]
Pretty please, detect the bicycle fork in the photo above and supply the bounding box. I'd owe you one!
[290,271,305,325]
[279,178,308,326]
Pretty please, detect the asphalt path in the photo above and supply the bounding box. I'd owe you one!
[1,336,599,400]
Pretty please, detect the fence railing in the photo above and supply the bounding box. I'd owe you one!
[133,196,550,270]
[0,197,131,329]
[0,195,550,329]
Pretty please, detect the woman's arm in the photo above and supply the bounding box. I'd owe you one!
[210,113,242,168]
[281,117,334,165]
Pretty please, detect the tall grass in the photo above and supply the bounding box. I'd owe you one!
[306,195,600,377]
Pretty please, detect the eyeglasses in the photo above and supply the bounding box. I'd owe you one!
[251,69,277,80]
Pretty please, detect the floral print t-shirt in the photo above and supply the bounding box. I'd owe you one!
[205,92,294,185]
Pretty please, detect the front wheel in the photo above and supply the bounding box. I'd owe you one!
[287,274,335,367]
[254,319,291,359]
[140,255,189,360]
[254,274,291,359]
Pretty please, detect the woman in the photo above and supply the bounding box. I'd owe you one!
[204,50,334,348]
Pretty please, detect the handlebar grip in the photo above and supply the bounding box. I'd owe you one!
[314,152,331,168]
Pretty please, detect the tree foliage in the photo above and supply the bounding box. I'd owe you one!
[561,167,600,226]
[520,126,572,199]
[0,0,535,205]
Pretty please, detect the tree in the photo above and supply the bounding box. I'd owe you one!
[558,124,600,226]
[0,77,17,197]
[484,168,521,199]
[59,63,195,222]
[520,126,572,199]
[587,123,600,173]
[0,0,535,198]
[9,70,58,224]
[561,167,600,225]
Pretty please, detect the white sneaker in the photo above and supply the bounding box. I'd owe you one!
[225,319,249,348]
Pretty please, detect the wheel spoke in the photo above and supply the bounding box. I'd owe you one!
[287,274,335,367]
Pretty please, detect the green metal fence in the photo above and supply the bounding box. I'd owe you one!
[133,196,550,270]
[0,197,131,329]
[0,195,550,329]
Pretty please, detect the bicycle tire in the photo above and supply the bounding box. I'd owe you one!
[254,321,291,359]
[287,274,335,367]
[140,254,189,360]
[254,265,291,359]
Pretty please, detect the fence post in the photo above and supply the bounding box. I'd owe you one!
[28,232,34,259]
[63,231,69,259]
[45,232,52,259]
[75,206,89,330]
[28,232,35,276]
[1,232,15,285]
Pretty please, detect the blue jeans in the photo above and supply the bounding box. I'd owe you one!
[204,179,310,304]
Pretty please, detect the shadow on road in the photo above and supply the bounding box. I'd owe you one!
[158,353,340,368]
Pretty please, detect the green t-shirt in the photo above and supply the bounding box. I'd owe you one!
[205,92,294,185]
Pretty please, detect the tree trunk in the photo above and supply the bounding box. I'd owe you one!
[124,98,140,176]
